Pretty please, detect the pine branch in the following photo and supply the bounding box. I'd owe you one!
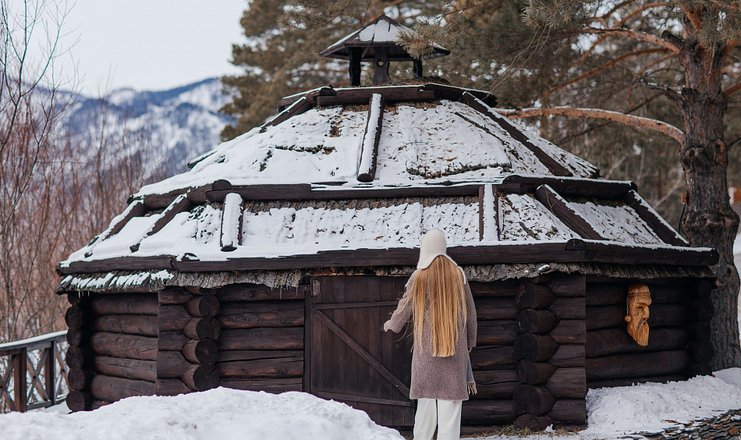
[681,5,703,32]
[498,106,685,144]
[581,26,681,53]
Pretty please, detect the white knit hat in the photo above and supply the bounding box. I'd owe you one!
[416,229,449,270]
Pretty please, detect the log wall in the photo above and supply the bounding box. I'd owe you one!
[461,280,521,430]
[210,284,307,394]
[66,292,159,411]
[584,278,712,389]
[512,274,587,430]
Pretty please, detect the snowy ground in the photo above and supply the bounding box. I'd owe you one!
[1,369,739,440]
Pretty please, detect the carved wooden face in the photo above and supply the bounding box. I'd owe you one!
[624,284,652,346]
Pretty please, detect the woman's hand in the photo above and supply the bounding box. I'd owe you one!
[382,320,392,332]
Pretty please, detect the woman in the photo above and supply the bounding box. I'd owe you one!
[383,229,477,440]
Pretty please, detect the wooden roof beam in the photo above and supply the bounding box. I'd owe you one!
[220,193,244,252]
[130,194,192,253]
[534,184,603,240]
[623,190,688,246]
[461,92,572,177]
[357,94,384,182]
[84,199,147,257]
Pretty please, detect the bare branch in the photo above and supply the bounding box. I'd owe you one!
[725,82,741,96]
[498,106,685,144]
[581,26,681,53]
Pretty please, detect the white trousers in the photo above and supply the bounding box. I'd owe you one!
[413,398,463,440]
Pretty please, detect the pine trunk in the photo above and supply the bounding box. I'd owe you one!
[678,38,741,370]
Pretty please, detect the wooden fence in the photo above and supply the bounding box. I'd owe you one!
[0,330,69,413]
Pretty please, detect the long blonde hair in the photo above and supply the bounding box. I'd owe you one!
[410,255,467,357]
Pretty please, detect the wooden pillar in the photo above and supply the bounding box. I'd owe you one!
[413,59,423,78]
[687,279,714,376]
[372,46,390,85]
[349,47,362,86]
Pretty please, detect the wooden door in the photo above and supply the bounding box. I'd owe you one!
[306,276,414,428]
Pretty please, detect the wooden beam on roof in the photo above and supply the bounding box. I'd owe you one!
[316,86,436,107]
[205,183,482,202]
[461,92,572,177]
[84,199,148,256]
[262,96,312,131]
[130,194,192,253]
[357,94,384,182]
[220,193,244,252]
[623,190,688,246]
[56,240,717,276]
[499,175,634,199]
[534,185,603,240]
[420,83,497,107]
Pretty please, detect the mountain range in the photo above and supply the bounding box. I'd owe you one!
[60,77,233,180]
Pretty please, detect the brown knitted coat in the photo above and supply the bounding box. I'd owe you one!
[386,271,477,401]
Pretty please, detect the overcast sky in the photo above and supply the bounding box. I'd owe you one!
[57,0,245,95]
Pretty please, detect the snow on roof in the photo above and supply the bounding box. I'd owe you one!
[137,100,597,196]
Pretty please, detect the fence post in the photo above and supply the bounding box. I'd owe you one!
[13,349,27,412]
[46,341,56,405]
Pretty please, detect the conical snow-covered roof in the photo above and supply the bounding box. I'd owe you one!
[59,82,716,287]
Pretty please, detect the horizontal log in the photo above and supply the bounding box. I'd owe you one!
[586,350,689,381]
[218,357,303,378]
[183,339,218,365]
[478,321,518,345]
[519,360,555,385]
[158,288,193,305]
[66,390,92,412]
[518,309,558,334]
[187,295,220,318]
[515,414,553,431]
[66,346,87,369]
[66,327,84,347]
[587,374,687,388]
[218,301,304,329]
[461,400,518,424]
[218,349,304,363]
[90,332,158,361]
[156,378,192,396]
[473,369,518,385]
[93,314,158,337]
[159,304,191,332]
[469,280,522,297]
[515,334,558,361]
[472,381,517,400]
[219,327,304,350]
[688,296,713,321]
[551,320,586,344]
[515,385,555,415]
[65,306,84,329]
[90,374,155,402]
[545,368,586,399]
[90,294,158,315]
[549,399,586,425]
[94,356,156,382]
[184,318,220,340]
[687,341,713,360]
[546,275,585,297]
[68,368,93,391]
[586,304,688,330]
[586,327,688,358]
[688,321,711,342]
[475,298,518,320]
[90,400,111,411]
[585,283,625,306]
[182,364,219,391]
[549,298,585,320]
[649,285,687,304]
[213,284,305,302]
[550,345,585,368]
[470,345,515,370]
[157,350,192,378]
[158,331,187,351]
[516,283,555,309]
[220,377,303,393]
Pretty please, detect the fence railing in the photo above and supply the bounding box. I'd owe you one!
[0,330,69,413]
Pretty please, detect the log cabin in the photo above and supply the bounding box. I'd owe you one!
[57,15,716,432]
